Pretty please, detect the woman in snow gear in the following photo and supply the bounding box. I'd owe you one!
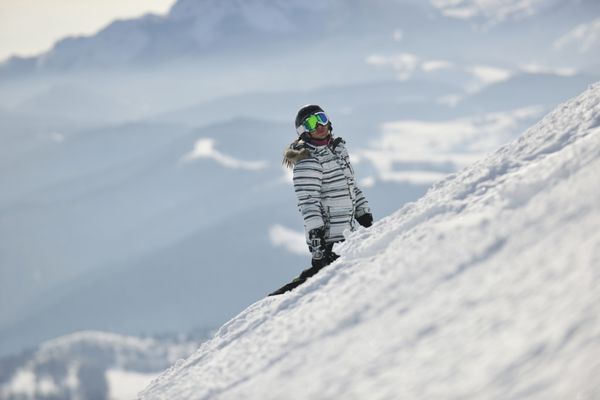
[269,105,372,296]
[284,104,373,270]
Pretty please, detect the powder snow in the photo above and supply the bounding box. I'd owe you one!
[140,82,600,400]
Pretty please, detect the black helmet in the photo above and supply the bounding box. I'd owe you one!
[295,104,325,129]
[294,104,333,136]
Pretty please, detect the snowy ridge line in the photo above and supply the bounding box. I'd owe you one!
[140,82,600,400]
[360,80,600,242]
[433,83,599,201]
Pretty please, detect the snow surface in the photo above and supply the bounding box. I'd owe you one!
[140,83,600,399]
[107,369,160,400]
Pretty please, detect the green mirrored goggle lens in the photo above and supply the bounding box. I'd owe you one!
[303,115,319,131]
[302,112,329,132]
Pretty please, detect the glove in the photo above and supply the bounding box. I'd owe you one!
[308,228,341,269]
[308,228,327,268]
[356,213,373,228]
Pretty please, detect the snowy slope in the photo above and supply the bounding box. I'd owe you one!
[140,83,600,400]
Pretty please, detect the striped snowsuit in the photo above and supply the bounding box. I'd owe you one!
[284,137,370,245]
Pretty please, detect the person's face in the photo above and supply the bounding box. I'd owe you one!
[309,123,330,140]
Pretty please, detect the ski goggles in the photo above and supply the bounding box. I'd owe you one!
[296,112,330,135]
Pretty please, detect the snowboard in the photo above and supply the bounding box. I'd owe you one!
[268,264,324,296]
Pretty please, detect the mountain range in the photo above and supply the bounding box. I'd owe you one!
[2,0,599,77]
[0,330,203,400]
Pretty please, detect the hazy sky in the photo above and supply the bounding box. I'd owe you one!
[0,0,176,61]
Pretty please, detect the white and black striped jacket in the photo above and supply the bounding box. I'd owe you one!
[284,137,370,244]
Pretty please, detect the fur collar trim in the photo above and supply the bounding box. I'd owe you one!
[282,139,311,169]
[282,137,345,169]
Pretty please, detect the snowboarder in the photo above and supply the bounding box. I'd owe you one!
[269,105,373,296]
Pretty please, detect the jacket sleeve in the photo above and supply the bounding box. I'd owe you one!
[353,185,371,218]
[293,157,324,233]
[338,141,371,219]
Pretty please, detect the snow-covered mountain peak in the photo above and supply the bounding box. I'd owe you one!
[168,0,328,34]
[0,331,199,400]
[38,331,159,356]
[140,82,600,399]
[0,0,334,73]
[2,0,597,75]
